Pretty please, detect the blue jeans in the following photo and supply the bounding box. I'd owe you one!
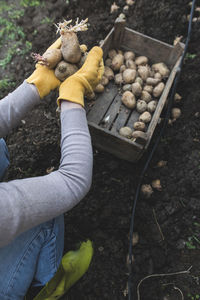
[0,138,64,300]
[0,138,10,179]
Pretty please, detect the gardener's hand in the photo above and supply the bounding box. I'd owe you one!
[57,46,104,107]
[26,38,61,99]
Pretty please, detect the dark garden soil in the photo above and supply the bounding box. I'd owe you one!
[1,0,200,299]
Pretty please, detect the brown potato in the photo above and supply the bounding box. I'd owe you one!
[61,31,81,63]
[111,54,124,71]
[147,100,158,113]
[104,66,115,80]
[125,59,136,70]
[133,121,146,131]
[121,91,136,109]
[152,62,170,78]
[120,64,126,73]
[153,82,165,97]
[135,56,148,65]
[141,91,152,103]
[124,51,135,61]
[171,107,181,120]
[123,84,132,92]
[138,66,149,81]
[115,73,123,85]
[123,69,136,84]
[143,85,153,94]
[108,49,117,59]
[42,48,62,69]
[139,111,152,123]
[146,77,160,86]
[136,100,147,113]
[55,60,78,81]
[132,82,142,96]
[119,126,132,138]
[94,83,104,93]
[100,76,109,86]
[135,77,143,86]
[154,72,162,80]
[105,58,112,67]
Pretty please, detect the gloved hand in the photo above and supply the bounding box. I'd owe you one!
[26,38,62,99]
[57,46,104,107]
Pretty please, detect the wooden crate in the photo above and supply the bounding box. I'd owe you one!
[86,17,184,162]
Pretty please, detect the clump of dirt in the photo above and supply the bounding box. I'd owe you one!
[1,0,200,299]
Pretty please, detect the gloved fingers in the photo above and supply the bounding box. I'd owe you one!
[97,58,104,81]
[47,37,62,51]
[83,46,103,70]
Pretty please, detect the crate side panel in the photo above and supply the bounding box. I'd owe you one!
[122,28,173,65]
[88,122,143,162]
[87,82,118,125]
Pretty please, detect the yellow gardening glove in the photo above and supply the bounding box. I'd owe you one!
[26,38,62,99]
[57,46,104,107]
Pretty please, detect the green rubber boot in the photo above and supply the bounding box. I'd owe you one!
[33,240,93,300]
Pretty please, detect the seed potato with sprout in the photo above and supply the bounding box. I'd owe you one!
[56,18,88,64]
[31,18,89,82]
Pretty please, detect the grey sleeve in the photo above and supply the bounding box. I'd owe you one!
[0,89,93,247]
[0,81,41,138]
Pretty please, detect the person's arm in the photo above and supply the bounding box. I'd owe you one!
[0,46,103,247]
[0,38,62,138]
[0,101,93,247]
[0,81,41,138]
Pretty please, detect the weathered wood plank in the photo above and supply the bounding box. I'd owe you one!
[98,90,121,130]
[111,97,132,134]
[88,122,144,162]
[112,16,126,49]
[126,110,141,129]
[87,82,118,124]
[122,27,173,65]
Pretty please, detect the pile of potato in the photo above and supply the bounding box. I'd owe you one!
[96,48,170,141]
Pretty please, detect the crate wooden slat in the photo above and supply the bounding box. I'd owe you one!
[86,17,184,162]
